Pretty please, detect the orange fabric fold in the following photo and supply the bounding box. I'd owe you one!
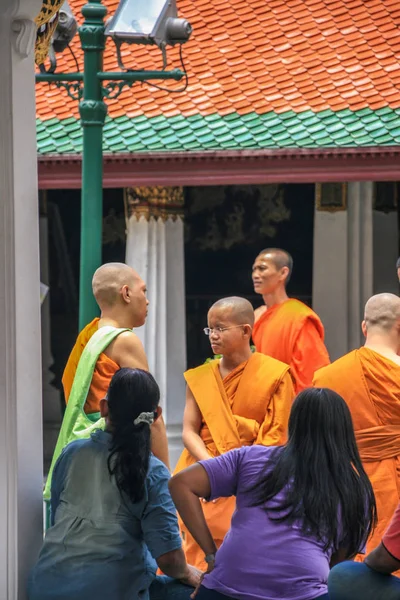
[313,347,400,562]
[174,352,294,569]
[252,299,330,393]
[356,426,400,462]
[62,318,119,414]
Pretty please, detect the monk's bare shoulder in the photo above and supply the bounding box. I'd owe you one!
[254,305,267,323]
[105,330,149,370]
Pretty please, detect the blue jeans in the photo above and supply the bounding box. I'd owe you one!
[149,575,194,600]
[195,586,329,599]
[329,561,400,600]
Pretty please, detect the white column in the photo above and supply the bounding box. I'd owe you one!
[313,182,373,360]
[0,0,43,597]
[126,214,186,468]
[39,213,61,469]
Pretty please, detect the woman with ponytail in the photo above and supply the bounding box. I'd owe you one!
[29,368,200,600]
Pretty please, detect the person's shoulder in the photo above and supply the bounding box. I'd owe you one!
[252,351,289,374]
[106,329,147,368]
[285,299,320,319]
[254,305,267,323]
[314,350,357,381]
[112,329,143,350]
[55,438,93,469]
[63,437,92,455]
[238,445,278,472]
[147,455,171,484]
[184,360,215,378]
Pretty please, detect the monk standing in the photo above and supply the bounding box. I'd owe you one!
[45,262,169,499]
[313,293,400,559]
[174,296,294,570]
[252,248,330,392]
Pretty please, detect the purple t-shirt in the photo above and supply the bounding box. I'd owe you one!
[200,445,342,600]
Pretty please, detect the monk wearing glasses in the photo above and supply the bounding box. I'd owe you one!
[174,296,294,569]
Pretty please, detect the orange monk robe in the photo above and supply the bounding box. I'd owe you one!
[174,352,294,569]
[252,298,330,393]
[313,348,400,561]
[62,317,119,414]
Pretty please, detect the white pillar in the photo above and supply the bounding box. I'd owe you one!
[125,188,186,468]
[313,182,374,359]
[0,0,43,596]
[39,211,61,469]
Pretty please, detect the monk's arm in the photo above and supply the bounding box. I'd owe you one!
[292,320,330,391]
[110,332,170,470]
[182,387,210,462]
[255,371,294,446]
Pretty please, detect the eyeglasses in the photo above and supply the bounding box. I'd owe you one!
[203,325,246,336]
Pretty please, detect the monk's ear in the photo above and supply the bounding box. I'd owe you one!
[121,284,130,304]
[361,320,367,338]
[243,324,252,339]
[280,266,289,283]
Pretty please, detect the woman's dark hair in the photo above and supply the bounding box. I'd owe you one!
[106,368,160,504]
[250,387,377,556]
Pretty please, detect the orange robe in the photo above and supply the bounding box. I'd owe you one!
[62,318,119,414]
[174,352,294,569]
[252,298,330,393]
[313,348,400,560]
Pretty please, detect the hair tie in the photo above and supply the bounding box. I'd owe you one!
[133,412,154,426]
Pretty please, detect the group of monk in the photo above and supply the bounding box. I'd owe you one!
[46,247,400,576]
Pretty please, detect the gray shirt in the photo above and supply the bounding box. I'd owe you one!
[29,430,182,600]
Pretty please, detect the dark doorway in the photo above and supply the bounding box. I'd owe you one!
[184,183,315,368]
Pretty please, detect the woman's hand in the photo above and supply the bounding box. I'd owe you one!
[179,565,202,589]
[190,559,216,599]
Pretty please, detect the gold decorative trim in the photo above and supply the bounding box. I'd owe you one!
[315,183,347,212]
[124,186,184,223]
[35,0,64,66]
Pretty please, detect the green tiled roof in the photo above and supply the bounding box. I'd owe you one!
[36,107,400,155]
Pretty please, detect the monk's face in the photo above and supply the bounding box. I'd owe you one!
[207,307,250,356]
[124,274,149,327]
[252,253,286,295]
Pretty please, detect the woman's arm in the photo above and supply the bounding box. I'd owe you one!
[182,387,210,462]
[169,464,218,558]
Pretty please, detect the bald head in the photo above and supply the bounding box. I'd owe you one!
[92,263,141,309]
[210,296,255,327]
[364,293,400,333]
[257,248,293,285]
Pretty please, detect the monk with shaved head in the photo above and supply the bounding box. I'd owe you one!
[314,293,400,561]
[44,263,169,499]
[174,296,295,568]
[252,248,330,392]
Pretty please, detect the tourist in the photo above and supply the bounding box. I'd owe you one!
[170,388,376,600]
[29,368,199,600]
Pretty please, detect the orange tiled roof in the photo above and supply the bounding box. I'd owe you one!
[36,0,400,153]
